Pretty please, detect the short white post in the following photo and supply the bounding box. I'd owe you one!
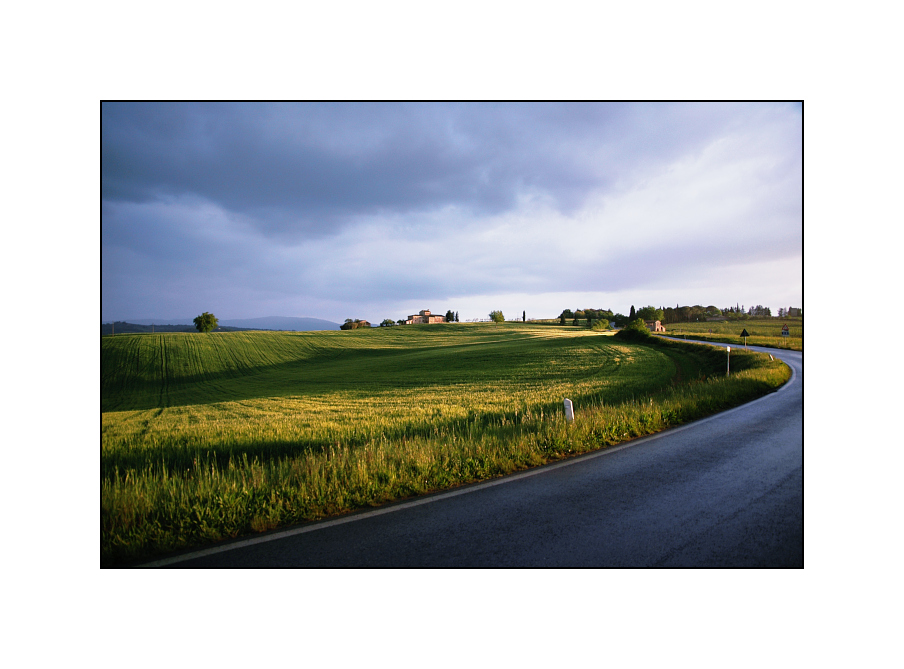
[726,346,730,376]
[563,398,575,423]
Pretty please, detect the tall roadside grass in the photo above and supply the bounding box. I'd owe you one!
[101,329,790,566]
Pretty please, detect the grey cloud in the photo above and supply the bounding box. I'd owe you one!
[101,102,801,322]
[102,102,775,241]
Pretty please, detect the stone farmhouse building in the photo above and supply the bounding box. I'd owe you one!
[405,309,445,325]
[645,320,666,332]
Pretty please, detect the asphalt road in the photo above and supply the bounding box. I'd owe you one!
[148,342,803,568]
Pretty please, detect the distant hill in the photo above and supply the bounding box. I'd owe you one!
[106,316,341,333]
[101,322,251,335]
[218,316,340,331]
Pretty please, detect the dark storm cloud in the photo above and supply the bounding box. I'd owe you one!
[101,102,753,240]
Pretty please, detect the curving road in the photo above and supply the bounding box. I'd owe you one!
[146,342,803,568]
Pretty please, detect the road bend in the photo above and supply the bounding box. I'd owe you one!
[144,343,802,568]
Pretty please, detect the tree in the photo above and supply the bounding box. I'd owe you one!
[380,319,395,327]
[445,310,455,322]
[193,312,218,333]
[489,310,504,324]
[523,310,526,322]
[636,305,664,322]
[629,305,636,319]
[455,311,459,323]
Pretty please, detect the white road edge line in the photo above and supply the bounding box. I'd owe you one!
[137,343,798,568]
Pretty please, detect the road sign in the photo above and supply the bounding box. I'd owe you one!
[740,329,750,338]
[782,324,789,337]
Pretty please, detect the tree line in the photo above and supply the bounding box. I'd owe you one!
[559,303,802,327]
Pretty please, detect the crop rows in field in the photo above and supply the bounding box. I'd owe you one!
[102,326,679,468]
[101,324,790,565]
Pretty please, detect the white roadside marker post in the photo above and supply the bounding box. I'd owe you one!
[726,346,730,376]
[563,398,575,423]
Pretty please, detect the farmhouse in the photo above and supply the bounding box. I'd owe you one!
[406,309,445,325]
[645,320,666,332]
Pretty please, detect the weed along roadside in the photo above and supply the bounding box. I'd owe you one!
[101,324,792,566]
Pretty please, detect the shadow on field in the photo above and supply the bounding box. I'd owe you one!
[102,336,585,412]
[101,339,769,480]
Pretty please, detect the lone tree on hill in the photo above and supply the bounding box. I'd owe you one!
[489,310,505,325]
[193,312,218,333]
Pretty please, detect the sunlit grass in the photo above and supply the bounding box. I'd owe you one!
[101,324,790,565]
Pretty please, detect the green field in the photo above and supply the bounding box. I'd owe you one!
[102,323,790,565]
[657,317,802,351]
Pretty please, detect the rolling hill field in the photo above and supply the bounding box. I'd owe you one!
[101,323,790,565]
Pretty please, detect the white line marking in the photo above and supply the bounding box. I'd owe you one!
[137,342,799,568]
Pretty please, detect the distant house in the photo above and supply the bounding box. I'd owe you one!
[645,320,666,332]
[787,308,801,317]
[405,309,445,325]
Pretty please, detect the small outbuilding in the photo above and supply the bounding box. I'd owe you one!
[645,320,666,332]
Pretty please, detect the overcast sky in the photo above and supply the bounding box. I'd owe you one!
[101,102,802,324]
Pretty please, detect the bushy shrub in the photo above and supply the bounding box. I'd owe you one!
[614,318,651,341]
